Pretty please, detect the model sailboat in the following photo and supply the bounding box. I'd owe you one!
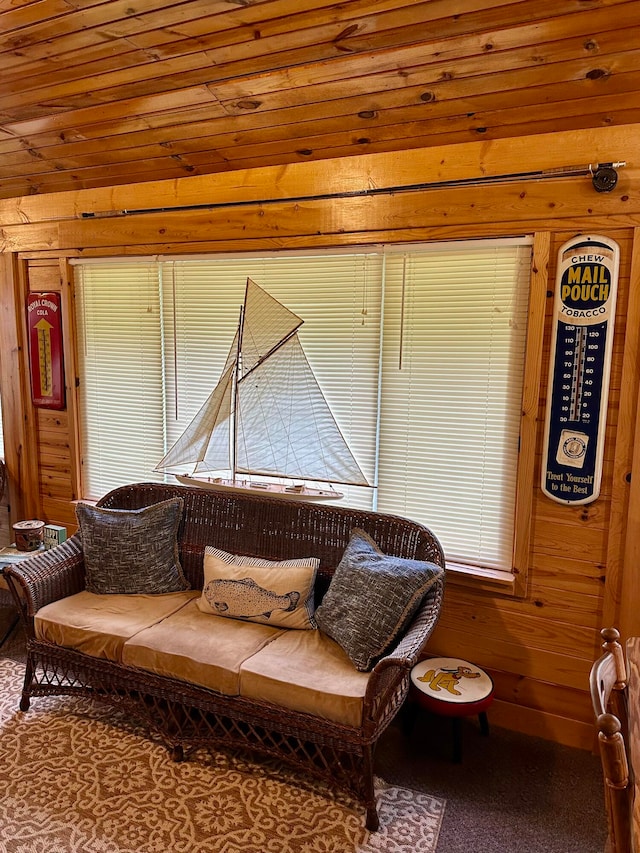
[155,278,369,500]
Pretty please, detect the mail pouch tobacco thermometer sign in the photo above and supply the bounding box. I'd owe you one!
[541,235,620,505]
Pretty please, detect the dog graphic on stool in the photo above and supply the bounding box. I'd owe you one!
[417,664,481,696]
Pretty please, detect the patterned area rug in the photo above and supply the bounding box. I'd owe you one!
[0,659,445,852]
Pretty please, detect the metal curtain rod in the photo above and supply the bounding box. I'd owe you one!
[80,161,626,219]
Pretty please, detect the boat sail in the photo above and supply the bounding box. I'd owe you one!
[155,278,369,500]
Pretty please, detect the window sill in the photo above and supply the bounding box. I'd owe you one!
[446,560,524,598]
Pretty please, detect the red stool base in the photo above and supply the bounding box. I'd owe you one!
[415,690,494,718]
[408,657,495,762]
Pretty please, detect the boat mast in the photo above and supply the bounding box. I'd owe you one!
[230,300,246,481]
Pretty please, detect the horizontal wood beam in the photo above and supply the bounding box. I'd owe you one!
[0,176,636,254]
[0,123,635,229]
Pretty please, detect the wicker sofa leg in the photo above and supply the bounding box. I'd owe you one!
[365,803,380,832]
[19,659,33,712]
[171,744,184,762]
[363,745,380,831]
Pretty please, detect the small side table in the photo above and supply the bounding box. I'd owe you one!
[0,544,44,647]
[409,656,495,763]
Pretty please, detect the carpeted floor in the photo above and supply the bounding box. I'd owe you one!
[377,710,607,853]
[0,605,607,853]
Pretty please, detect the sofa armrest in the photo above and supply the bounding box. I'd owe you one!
[362,578,445,728]
[4,534,85,619]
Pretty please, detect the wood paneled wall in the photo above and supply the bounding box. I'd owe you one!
[0,490,9,548]
[1,123,640,748]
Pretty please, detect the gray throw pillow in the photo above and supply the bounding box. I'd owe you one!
[76,498,189,595]
[315,528,443,672]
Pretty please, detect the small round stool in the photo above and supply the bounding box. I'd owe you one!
[409,656,495,763]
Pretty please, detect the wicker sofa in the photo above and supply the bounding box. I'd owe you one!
[5,482,445,830]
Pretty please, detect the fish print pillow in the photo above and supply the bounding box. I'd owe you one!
[197,546,320,629]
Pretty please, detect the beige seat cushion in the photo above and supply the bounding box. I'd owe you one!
[239,629,371,727]
[35,590,198,662]
[122,599,284,696]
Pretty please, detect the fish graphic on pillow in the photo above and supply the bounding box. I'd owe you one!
[204,577,300,620]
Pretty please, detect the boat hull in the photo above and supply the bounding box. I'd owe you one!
[174,474,343,501]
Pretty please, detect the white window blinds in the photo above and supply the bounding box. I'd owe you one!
[75,262,165,499]
[377,242,532,570]
[75,253,382,507]
[73,238,532,573]
[160,254,382,509]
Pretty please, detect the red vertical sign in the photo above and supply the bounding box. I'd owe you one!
[27,292,65,409]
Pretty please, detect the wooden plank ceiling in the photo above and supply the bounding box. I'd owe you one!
[0,0,639,201]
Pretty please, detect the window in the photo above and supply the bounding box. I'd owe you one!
[75,262,165,495]
[159,254,382,512]
[75,253,382,505]
[74,237,533,579]
[378,243,532,572]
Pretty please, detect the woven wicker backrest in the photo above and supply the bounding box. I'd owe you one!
[98,482,446,596]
